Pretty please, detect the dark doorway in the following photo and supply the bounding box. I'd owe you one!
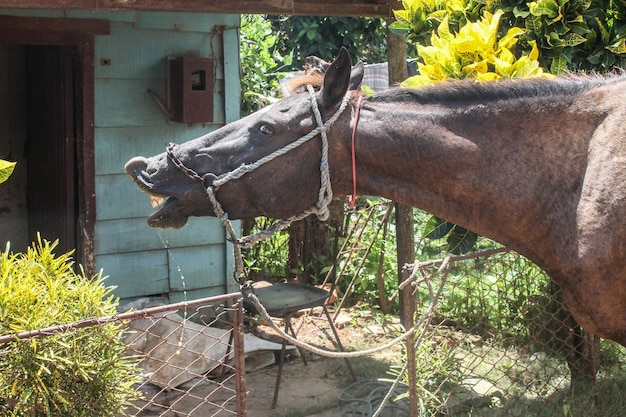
[0,16,104,274]
[24,45,79,256]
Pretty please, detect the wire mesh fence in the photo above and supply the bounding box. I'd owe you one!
[0,293,247,417]
[121,293,246,417]
[4,202,626,416]
[369,249,626,417]
[245,200,626,416]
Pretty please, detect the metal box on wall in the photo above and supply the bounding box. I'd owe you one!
[169,56,214,124]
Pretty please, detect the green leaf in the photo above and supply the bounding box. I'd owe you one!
[525,15,544,33]
[424,216,455,239]
[446,227,478,255]
[0,159,16,183]
[550,51,568,74]
[389,21,411,35]
[513,6,530,18]
[607,38,626,54]
[562,32,586,47]
[529,0,560,18]
[546,31,563,47]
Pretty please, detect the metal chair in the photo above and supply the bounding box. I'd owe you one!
[243,282,356,409]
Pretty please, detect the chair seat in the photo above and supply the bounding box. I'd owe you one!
[242,281,355,409]
[243,283,330,316]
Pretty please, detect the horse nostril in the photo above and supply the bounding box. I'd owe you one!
[124,156,149,176]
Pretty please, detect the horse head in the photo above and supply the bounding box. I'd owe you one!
[125,47,363,228]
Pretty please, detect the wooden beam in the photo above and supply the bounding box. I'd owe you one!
[0,15,110,35]
[0,0,393,17]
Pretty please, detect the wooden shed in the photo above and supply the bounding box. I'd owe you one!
[0,1,394,304]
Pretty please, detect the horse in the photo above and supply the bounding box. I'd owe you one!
[126,47,626,349]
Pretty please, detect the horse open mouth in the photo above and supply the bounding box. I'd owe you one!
[125,156,190,229]
[146,195,189,229]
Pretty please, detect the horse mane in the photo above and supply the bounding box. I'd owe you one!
[370,74,625,106]
[280,73,324,96]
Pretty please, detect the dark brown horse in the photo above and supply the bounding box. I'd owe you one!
[126,48,626,347]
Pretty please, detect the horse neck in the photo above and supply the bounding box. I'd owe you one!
[339,92,597,267]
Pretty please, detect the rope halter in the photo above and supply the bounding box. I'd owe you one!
[167,85,353,284]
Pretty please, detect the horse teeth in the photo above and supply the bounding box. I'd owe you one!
[151,196,165,208]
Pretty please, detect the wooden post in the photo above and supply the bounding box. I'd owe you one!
[387,11,418,417]
[386,8,413,325]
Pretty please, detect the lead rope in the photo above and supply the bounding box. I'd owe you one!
[245,258,449,358]
[168,85,449,414]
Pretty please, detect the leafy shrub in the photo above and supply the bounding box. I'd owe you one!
[240,14,292,116]
[402,10,548,87]
[519,0,626,73]
[268,16,388,67]
[0,238,141,416]
[386,336,461,413]
[392,0,626,74]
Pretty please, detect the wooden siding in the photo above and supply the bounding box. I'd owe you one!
[90,11,241,303]
[0,9,241,302]
[0,0,397,17]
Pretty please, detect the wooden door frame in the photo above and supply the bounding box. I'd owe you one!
[0,15,109,274]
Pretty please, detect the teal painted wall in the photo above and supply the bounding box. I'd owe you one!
[92,12,242,304]
[0,9,242,303]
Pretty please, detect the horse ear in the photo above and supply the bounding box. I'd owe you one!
[350,61,365,90]
[319,47,353,113]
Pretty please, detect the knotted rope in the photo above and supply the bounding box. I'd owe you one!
[214,85,350,248]
[168,85,352,280]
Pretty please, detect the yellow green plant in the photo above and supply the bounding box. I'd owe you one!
[0,159,15,184]
[403,10,549,88]
[0,237,141,416]
[391,0,462,32]
[393,0,626,74]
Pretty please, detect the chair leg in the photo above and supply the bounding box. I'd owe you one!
[271,319,289,409]
[323,306,357,381]
[273,313,308,408]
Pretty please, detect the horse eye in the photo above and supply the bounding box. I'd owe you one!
[258,124,274,136]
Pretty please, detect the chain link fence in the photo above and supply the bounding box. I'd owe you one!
[339,243,626,417]
[378,251,626,416]
[121,293,247,417]
[4,206,626,417]
[0,293,248,417]
[260,200,626,417]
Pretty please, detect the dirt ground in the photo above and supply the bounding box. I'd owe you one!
[131,306,405,417]
[243,307,405,417]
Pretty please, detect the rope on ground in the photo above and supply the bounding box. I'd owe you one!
[245,256,451,360]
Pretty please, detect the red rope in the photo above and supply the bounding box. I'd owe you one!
[349,94,363,209]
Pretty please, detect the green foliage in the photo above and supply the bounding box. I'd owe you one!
[430,249,551,340]
[385,337,461,412]
[0,237,141,416]
[0,159,16,184]
[521,0,626,73]
[424,216,477,255]
[390,0,469,44]
[392,0,626,75]
[402,9,549,87]
[268,16,388,67]
[240,14,292,116]
[339,199,398,310]
[243,218,290,281]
